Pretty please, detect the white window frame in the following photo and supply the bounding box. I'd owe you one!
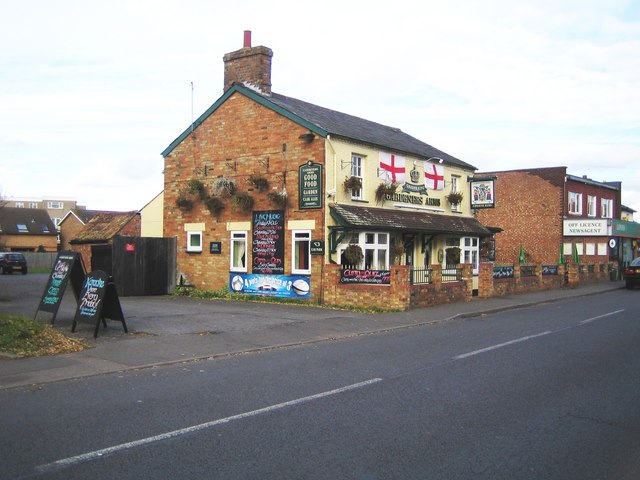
[568,192,582,215]
[28,202,38,209]
[47,201,64,209]
[340,231,389,270]
[230,231,248,272]
[601,198,613,219]
[186,231,202,253]
[350,154,364,200]
[587,195,596,217]
[292,230,311,275]
[461,236,479,274]
[451,176,461,212]
[15,202,24,208]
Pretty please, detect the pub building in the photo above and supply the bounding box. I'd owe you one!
[162,32,492,307]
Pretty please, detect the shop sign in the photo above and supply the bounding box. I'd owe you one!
[563,219,610,236]
[612,219,640,237]
[299,161,322,209]
[229,273,310,298]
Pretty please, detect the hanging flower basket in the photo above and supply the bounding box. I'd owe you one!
[267,191,288,208]
[375,182,398,205]
[446,191,464,205]
[343,176,362,193]
[343,244,364,265]
[232,191,255,214]
[248,175,270,192]
[175,192,194,211]
[204,195,225,217]
[187,179,207,200]
[212,177,236,198]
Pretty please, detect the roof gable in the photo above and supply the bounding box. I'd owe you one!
[161,84,475,170]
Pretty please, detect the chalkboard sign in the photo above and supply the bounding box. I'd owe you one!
[35,251,86,324]
[72,270,128,338]
[252,210,285,275]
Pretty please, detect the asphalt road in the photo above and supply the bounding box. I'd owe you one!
[1,289,639,479]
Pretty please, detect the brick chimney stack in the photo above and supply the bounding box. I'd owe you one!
[223,31,273,95]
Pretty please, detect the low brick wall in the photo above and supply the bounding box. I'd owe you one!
[321,261,615,311]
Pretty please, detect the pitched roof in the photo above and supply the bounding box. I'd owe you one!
[162,84,475,170]
[330,203,491,236]
[0,207,57,236]
[69,211,138,244]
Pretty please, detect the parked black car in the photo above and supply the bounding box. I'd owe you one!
[623,257,640,289]
[0,252,28,274]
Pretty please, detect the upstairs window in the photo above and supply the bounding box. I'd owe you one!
[15,202,24,208]
[47,201,64,209]
[350,154,364,200]
[29,202,38,208]
[568,192,582,215]
[41,224,50,233]
[587,195,596,217]
[16,223,28,233]
[601,198,613,218]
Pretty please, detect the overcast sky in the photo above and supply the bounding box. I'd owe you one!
[2,0,639,215]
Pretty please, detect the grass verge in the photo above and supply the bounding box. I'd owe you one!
[0,314,88,358]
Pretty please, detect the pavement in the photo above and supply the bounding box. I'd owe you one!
[0,273,625,390]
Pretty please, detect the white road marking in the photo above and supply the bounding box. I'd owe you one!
[34,378,382,475]
[454,308,625,361]
[579,309,625,325]
[454,331,553,360]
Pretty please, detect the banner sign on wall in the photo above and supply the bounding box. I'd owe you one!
[252,210,285,275]
[339,269,391,285]
[229,273,310,298]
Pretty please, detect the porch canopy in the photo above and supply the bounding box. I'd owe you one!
[329,204,492,236]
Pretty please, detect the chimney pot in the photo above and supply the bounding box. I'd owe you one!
[243,30,252,48]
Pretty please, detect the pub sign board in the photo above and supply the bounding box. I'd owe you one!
[299,161,323,209]
[35,251,86,324]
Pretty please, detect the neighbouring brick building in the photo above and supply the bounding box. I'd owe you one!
[474,167,622,269]
[161,32,493,308]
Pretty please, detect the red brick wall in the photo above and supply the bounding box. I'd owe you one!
[163,92,326,300]
[475,167,566,264]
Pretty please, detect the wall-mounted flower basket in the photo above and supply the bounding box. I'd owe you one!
[188,179,207,200]
[212,177,237,198]
[446,191,464,205]
[204,195,225,217]
[232,191,255,214]
[375,182,398,205]
[343,176,362,193]
[267,191,288,208]
[175,194,194,211]
[248,175,269,192]
[343,244,364,266]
